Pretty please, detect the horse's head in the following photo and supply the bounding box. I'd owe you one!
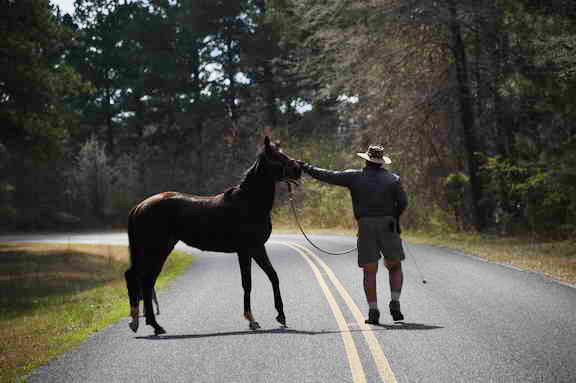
[261,136,302,183]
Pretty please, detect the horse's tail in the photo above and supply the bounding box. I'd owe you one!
[127,204,139,266]
[126,202,160,324]
[126,204,142,321]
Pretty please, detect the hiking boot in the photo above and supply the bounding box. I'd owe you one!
[365,308,380,325]
[389,300,404,321]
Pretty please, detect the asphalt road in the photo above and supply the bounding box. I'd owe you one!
[6,232,576,382]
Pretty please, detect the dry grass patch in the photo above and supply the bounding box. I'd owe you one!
[273,224,356,236]
[0,242,130,261]
[404,232,576,285]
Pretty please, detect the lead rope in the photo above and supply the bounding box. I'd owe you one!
[286,182,358,255]
[286,182,429,284]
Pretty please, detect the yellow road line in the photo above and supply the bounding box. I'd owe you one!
[280,242,367,383]
[281,242,398,383]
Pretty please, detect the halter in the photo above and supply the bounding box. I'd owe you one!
[263,151,299,184]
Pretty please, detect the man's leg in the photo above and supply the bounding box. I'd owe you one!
[363,262,379,307]
[362,262,380,324]
[385,259,404,321]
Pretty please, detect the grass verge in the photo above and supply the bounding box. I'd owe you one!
[0,243,193,383]
[403,231,576,286]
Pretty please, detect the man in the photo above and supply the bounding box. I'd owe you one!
[298,145,408,324]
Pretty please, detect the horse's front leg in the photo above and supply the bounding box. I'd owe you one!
[252,246,286,327]
[238,252,260,330]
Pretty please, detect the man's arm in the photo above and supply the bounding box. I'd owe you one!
[299,162,356,187]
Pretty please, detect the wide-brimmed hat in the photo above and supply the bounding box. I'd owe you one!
[357,145,392,165]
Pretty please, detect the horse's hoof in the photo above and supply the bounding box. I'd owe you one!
[129,320,139,333]
[276,314,286,326]
[249,321,261,331]
[154,326,166,336]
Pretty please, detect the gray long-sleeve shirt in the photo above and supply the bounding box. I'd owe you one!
[302,164,408,220]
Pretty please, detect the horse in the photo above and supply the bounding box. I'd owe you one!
[125,136,301,335]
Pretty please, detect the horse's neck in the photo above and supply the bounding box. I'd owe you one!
[239,166,276,215]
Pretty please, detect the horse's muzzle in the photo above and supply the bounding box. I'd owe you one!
[289,161,302,180]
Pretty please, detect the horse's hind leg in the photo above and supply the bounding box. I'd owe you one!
[142,273,166,335]
[252,246,286,327]
[125,267,141,332]
[237,251,260,330]
[135,283,159,317]
[142,243,175,335]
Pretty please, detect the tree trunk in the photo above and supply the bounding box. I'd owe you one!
[226,35,239,131]
[105,86,114,156]
[448,1,485,231]
[263,63,278,131]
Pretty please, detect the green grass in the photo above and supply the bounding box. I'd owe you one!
[0,243,194,383]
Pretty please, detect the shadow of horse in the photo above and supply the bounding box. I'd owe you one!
[134,322,444,340]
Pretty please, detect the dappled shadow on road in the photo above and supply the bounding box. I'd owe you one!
[135,322,443,340]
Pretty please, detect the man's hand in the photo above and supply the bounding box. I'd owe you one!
[296,160,310,172]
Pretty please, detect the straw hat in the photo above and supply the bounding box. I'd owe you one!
[357,145,392,165]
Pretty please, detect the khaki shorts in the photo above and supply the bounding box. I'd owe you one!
[357,216,405,267]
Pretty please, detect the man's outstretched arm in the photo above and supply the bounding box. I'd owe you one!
[298,161,355,187]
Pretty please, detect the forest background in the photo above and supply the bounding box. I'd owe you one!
[1,0,576,239]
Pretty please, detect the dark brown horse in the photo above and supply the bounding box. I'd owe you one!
[125,137,301,335]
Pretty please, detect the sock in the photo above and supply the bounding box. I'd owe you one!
[369,302,379,310]
[389,265,403,302]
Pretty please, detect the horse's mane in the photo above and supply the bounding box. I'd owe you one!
[240,152,264,183]
[220,152,264,199]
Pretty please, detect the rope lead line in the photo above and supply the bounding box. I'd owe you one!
[286,182,358,255]
[286,183,428,284]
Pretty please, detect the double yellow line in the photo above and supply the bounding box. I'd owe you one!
[277,241,398,383]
